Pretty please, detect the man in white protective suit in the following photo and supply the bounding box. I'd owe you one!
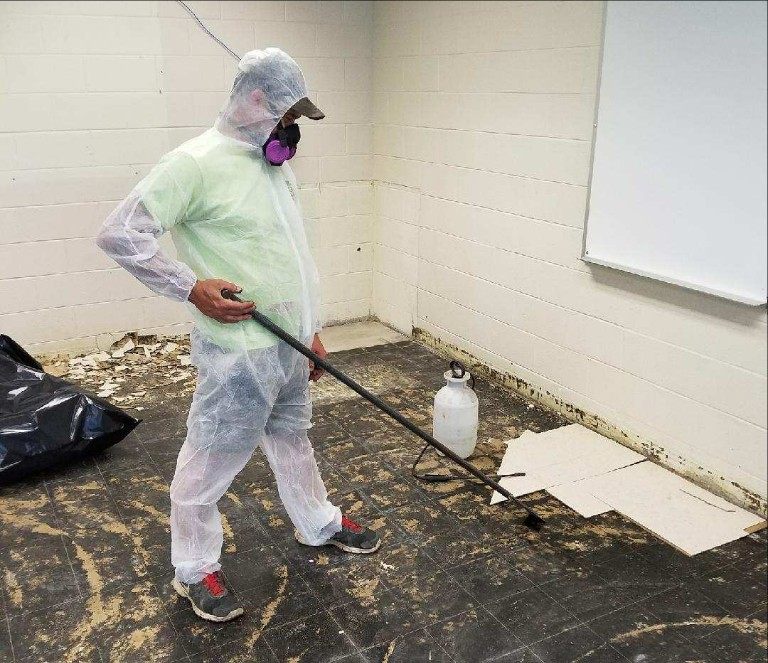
[97,48,381,623]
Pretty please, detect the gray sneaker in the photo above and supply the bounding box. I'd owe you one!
[296,515,381,553]
[172,570,244,622]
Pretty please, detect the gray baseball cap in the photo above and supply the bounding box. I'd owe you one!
[290,96,325,120]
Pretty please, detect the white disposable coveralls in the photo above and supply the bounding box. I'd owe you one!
[97,48,341,583]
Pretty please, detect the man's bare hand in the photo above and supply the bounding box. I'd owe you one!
[188,279,255,323]
[309,334,327,382]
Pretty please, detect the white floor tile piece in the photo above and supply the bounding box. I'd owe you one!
[547,481,614,518]
[535,452,643,487]
[490,473,547,504]
[586,462,767,556]
[496,430,553,474]
[490,424,644,505]
[488,426,765,555]
[533,424,645,461]
[490,431,548,503]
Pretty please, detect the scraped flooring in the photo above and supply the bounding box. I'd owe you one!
[1,338,766,662]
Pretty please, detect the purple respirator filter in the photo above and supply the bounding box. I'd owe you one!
[264,141,297,165]
[263,123,301,165]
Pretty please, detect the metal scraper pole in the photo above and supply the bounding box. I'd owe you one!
[222,290,545,530]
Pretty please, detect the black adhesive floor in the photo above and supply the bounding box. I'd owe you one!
[1,340,766,662]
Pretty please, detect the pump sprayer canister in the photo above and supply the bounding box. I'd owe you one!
[432,362,479,459]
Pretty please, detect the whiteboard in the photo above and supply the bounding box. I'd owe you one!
[584,1,767,305]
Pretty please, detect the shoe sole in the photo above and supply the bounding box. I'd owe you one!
[294,531,382,554]
[172,578,244,623]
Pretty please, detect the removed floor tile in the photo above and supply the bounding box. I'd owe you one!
[490,424,644,504]
[490,425,767,555]
[584,461,766,555]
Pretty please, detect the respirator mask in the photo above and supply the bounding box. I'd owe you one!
[263,123,301,166]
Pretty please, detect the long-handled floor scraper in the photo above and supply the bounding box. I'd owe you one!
[222,290,545,531]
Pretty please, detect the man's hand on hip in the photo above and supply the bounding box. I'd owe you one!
[309,334,327,382]
[188,279,255,323]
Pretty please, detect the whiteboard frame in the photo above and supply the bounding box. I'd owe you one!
[581,2,767,307]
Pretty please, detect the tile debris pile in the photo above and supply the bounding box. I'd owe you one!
[44,334,196,411]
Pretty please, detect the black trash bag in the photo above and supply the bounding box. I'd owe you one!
[0,334,140,484]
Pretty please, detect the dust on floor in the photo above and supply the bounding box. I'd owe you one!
[1,337,766,662]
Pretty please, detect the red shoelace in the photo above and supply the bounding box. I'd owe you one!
[202,572,226,597]
[341,515,362,533]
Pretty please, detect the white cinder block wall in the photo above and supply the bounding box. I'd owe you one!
[0,0,374,354]
[371,0,768,510]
